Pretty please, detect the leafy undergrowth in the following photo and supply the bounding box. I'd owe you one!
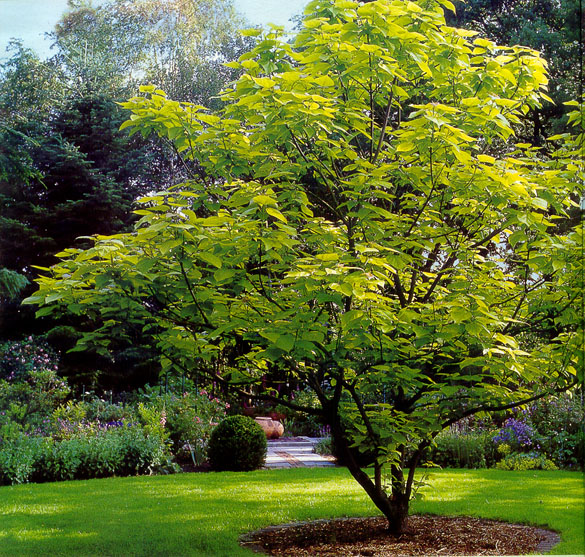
[0,468,581,556]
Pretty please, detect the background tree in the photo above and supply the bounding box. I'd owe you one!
[447,0,582,142]
[1,0,249,389]
[27,0,582,533]
[53,0,250,107]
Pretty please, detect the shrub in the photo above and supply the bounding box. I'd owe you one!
[208,415,266,471]
[0,337,59,382]
[157,391,228,466]
[108,425,176,476]
[0,425,177,486]
[130,384,230,465]
[0,368,69,433]
[426,430,498,469]
[313,437,333,456]
[526,393,584,469]
[51,396,139,441]
[0,435,44,485]
[495,452,558,471]
[546,431,584,470]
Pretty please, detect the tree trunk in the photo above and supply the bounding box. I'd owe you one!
[387,492,410,535]
[387,465,410,535]
[330,420,411,535]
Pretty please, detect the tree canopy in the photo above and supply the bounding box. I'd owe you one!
[53,0,249,105]
[26,0,583,533]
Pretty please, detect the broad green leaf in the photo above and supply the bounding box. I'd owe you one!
[198,252,223,268]
[266,207,287,222]
[275,334,295,352]
[253,195,277,207]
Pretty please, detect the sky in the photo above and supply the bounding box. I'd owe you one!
[0,0,310,60]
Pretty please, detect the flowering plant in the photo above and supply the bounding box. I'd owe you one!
[0,337,59,382]
[493,418,536,451]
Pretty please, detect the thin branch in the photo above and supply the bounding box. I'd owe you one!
[441,380,579,429]
[393,274,408,307]
[421,254,457,303]
[178,259,213,328]
[372,85,395,164]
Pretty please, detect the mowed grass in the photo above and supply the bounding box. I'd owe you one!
[0,468,582,556]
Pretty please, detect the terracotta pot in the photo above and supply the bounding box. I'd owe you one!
[254,417,284,439]
[272,420,284,438]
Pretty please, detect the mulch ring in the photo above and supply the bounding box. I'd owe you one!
[239,515,560,556]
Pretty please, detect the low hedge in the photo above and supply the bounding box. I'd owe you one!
[0,426,176,486]
[424,431,499,469]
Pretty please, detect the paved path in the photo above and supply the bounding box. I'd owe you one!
[264,437,337,469]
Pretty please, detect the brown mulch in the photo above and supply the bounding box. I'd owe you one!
[239,515,560,556]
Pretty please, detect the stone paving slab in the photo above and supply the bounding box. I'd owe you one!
[264,436,336,469]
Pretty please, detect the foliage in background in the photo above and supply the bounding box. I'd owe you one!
[427,430,499,469]
[132,384,230,465]
[447,0,582,141]
[274,388,325,436]
[0,269,29,301]
[422,392,584,470]
[0,425,175,486]
[0,337,59,382]
[0,0,250,390]
[495,451,558,471]
[0,338,67,439]
[54,0,249,106]
[0,354,230,484]
[516,392,584,469]
[0,42,167,388]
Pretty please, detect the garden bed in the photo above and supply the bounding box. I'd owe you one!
[240,515,560,556]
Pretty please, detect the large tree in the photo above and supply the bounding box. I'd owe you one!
[27,0,582,534]
[53,0,250,107]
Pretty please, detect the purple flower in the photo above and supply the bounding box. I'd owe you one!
[494,418,534,448]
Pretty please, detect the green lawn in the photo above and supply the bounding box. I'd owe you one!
[0,468,582,556]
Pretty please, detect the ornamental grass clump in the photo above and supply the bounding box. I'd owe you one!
[208,415,266,471]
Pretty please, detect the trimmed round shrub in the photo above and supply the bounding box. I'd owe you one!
[208,415,267,471]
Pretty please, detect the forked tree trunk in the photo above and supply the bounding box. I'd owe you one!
[330,422,411,536]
